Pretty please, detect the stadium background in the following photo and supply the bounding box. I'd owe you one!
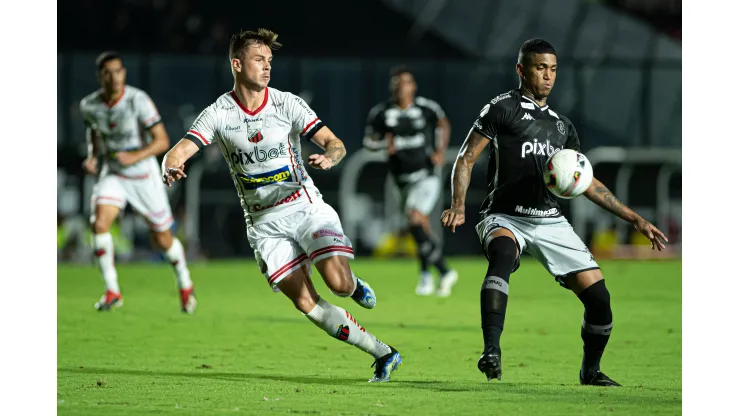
[56,0,681,264]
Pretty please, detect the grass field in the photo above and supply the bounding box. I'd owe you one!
[58,258,681,415]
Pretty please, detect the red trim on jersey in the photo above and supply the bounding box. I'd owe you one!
[268,253,308,283]
[149,215,174,228]
[301,118,320,135]
[114,172,150,180]
[310,245,354,260]
[188,129,209,145]
[102,86,126,108]
[94,196,125,205]
[230,88,269,116]
[302,185,313,204]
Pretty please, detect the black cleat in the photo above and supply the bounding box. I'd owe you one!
[477,350,502,381]
[580,371,621,387]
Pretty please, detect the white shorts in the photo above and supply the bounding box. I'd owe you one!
[399,175,441,216]
[475,213,599,287]
[90,173,174,232]
[247,201,355,291]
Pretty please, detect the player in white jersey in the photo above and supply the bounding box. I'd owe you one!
[161,29,402,382]
[80,51,196,313]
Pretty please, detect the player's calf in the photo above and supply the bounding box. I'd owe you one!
[571,275,614,384]
[314,256,376,309]
[480,235,518,358]
[151,230,195,312]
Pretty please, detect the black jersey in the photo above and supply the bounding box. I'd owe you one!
[472,89,581,219]
[365,96,446,185]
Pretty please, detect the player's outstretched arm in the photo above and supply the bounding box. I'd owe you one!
[161,139,200,187]
[441,130,490,233]
[308,126,346,170]
[584,177,668,251]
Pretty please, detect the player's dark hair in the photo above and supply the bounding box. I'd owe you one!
[517,39,557,65]
[390,65,413,79]
[229,28,282,60]
[95,51,123,71]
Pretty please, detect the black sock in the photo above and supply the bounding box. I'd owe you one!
[577,279,613,377]
[481,237,518,353]
[408,225,432,273]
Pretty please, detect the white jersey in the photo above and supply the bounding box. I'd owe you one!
[80,85,162,179]
[185,87,326,226]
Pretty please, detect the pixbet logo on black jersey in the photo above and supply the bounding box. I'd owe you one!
[520,139,562,158]
[230,143,288,165]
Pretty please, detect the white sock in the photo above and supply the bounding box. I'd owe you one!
[163,238,192,289]
[306,297,392,359]
[92,233,119,293]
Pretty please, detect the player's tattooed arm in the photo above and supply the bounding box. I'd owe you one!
[585,177,668,250]
[584,178,638,223]
[441,130,490,232]
[309,126,345,169]
[451,131,489,208]
[324,138,346,166]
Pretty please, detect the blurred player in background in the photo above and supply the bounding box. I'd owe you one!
[80,51,196,313]
[441,39,667,386]
[161,29,402,382]
[364,66,458,297]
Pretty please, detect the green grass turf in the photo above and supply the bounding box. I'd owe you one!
[58,258,681,415]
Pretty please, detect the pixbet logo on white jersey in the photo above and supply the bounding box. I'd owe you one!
[521,139,562,158]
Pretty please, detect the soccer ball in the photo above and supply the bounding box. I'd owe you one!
[543,149,593,199]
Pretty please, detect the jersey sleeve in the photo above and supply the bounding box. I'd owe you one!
[134,90,163,129]
[472,95,516,141]
[79,100,98,130]
[420,97,446,121]
[185,104,218,149]
[289,94,325,140]
[362,104,387,150]
[562,116,581,151]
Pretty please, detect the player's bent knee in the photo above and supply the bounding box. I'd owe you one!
[91,218,112,234]
[567,269,604,295]
[151,229,174,250]
[315,256,354,296]
[486,236,518,265]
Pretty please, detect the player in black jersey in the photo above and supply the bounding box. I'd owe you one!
[441,39,668,386]
[364,65,459,297]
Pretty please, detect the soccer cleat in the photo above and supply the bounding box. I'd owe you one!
[580,371,621,387]
[94,290,123,311]
[180,286,197,314]
[415,273,435,296]
[478,350,502,381]
[436,269,459,297]
[369,347,403,383]
[351,277,376,309]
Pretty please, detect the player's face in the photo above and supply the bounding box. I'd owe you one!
[517,53,557,99]
[235,44,272,89]
[98,59,126,94]
[391,72,416,100]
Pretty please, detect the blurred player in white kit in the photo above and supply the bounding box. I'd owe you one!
[161,29,403,382]
[79,51,196,313]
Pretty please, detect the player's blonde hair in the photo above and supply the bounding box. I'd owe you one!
[229,28,282,60]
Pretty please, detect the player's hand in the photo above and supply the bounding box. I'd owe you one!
[115,151,139,167]
[633,218,668,251]
[385,133,396,155]
[308,154,333,170]
[441,206,466,233]
[82,157,98,175]
[431,150,445,166]
[162,165,187,187]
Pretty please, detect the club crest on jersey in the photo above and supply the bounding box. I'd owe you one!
[248,131,264,143]
[556,120,566,135]
[237,165,292,190]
